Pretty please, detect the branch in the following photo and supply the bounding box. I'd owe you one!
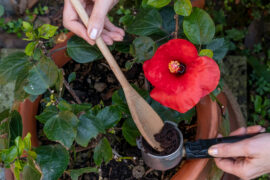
[63,79,82,104]
[174,14,179,39]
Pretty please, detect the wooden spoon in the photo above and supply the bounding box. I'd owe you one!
[70,0,164,151]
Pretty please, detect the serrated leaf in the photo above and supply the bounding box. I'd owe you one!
[24,57,58,95]
[36,145,69,180]
[206,38,228,63]
[35,106,58,124]
[22,21,33,32]
[199,49,214,58]
[132,36,156,62]
[160,6,183,35]
[44,111,78,149]
[71,103,92,115]
[147,0,171,8]
[75,111,105,147]
[58,100,72,111]
[183,8,215,45]
[10,111,23,146]
[93,138,112,166]
[96,106,122,129]
[122,118,140,146]
[127,8,162,36]
[22,158,42,180]
[70,167,98,180]
[174,0,192,16]
[38,24,58,39]
[1,146,18,164]
[0,52,31,85]
[67,36,102,63]
[25,41,38,56]
[15,136,24,156]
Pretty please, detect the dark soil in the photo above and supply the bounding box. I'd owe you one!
[142,123,181,156]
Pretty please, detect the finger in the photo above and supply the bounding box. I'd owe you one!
[246,125,265,134]
[87,0,112,40]
[102,29,123,42]
[208,140,250,158]
[64,21,95,45]
[230,127,247,136]
[214,158,240,176]
[101,34,113,45]
[104,17,125,37]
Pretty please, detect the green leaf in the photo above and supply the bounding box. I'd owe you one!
[0,5,4,17]
[183,8,215,45]
[75,111,105,147]
[23,133,31,151]
[71,103,92,115]
[199,49,214,58]
[112,89,130,114]
[14,66,31,101]
[14,159,22,180]
[96,106,122,129]
[44,111,79,149]
[0,52,31,85]
[147,0,171,8]
[36,106,58,124]
[10,111,23,146]
[160,6,183,35]
[254,95,262,113]
[33,48,42,61]
[58,100,72,111]
[36,145,69,180]
[68,72,76,83]
[25,41,38,56]
[225,28,245,41]
[93,138,112,166]
[122,118,140,146]
[55,69,64,92]
[132,36,156,62]
[70,167,98,180]
[206,38,228,63]
[15,136,24,156]
[24,57,58,95]
[127,8,162,36]
[67,36,102,63]
[22,21,33,32]
[248,56,270,83]
[174,0,192,16]
[1,146,18,164]
[22,158,42,180]
[38,24,58,39]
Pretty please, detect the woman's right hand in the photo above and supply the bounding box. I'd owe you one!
[208,126,270,180]
[63,0,125,45]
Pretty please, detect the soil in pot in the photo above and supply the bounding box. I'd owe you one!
[142,122,181,155]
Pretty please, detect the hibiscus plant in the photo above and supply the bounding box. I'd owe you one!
[0,0,228,179]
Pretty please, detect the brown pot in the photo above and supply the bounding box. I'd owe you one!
[17,33,244,179]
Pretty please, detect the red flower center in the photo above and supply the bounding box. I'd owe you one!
[168,60,186,75]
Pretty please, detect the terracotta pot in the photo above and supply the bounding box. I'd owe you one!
[191,0,205,9]
[17,33,244,180]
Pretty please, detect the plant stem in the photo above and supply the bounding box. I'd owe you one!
[174,14,179,39]
[63,79,82,104]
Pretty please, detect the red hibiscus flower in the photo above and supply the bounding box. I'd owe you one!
[143,39,220,113]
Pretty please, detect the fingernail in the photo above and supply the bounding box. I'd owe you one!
[90,28,98,40]
[260,128,266,132]
[208,147,218,156]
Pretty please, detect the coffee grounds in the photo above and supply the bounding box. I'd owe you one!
[142,123,180,156]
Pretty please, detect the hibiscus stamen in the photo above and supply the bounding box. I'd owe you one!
[168,60,186,75]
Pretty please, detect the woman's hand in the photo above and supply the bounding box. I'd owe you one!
[63,0,125,45]
[208,126,270,180]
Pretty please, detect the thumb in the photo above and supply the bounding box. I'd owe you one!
[87,0,112,40]
[208,141,249,158]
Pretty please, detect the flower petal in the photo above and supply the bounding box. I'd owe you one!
[143,39,198,93]
[150,86,202,113]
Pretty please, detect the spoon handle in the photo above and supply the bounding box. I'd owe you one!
[69,0,130,89]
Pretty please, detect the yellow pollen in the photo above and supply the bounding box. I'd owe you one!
[168,61,181,74]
